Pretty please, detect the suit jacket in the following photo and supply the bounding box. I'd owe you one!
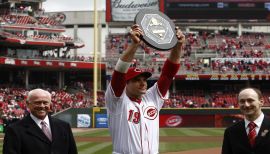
[222,116,270,154]
[3,114,77,154]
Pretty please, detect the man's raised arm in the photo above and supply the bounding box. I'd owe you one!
[111,25,143,97]
[157,27,185,97]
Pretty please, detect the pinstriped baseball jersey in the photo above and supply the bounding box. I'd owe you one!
[106,83,168,154]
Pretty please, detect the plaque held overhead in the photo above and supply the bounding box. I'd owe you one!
[134,9,178,51]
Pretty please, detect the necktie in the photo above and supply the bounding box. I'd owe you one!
[248,122,256,147]
[41,121,52,141]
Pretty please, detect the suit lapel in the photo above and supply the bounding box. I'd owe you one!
[255,117,270,148]
[49,115,57,142]
[237,121,252,148]
[23,115,51,144]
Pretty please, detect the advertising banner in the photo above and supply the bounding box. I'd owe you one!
[77,114,91,128]
[0,57,106,69]
[111,0,159,21]
[175,74,270,80]
[95,114,108,128]
[0,125,3,133]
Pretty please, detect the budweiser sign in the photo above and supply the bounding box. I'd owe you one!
[111,0,159,21]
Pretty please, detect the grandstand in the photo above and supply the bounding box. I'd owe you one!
[1,1,270,154]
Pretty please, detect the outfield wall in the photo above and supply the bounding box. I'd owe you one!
[53,108,270,128]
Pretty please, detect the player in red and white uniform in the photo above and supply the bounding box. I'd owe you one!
[105,24,185,154]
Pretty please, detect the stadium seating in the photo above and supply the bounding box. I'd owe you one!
[106,32,270,74]
[164,89,270,108]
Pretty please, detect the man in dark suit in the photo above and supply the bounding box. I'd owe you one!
[222,87,270,154]
[3,88,77,154]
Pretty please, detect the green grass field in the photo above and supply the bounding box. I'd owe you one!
[0,128,225,154]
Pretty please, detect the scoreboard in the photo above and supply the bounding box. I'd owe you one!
[164,0,270,21]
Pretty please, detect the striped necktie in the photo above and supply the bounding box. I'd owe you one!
[41,121,52,141]
[248,122,256,147]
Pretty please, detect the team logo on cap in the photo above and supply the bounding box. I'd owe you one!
[143,106,158,120]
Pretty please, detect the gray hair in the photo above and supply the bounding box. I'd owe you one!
[27,88,51,103]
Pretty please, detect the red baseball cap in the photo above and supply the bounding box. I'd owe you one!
[126,67,152,81]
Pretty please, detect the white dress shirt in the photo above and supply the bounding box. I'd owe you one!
[30,114,52,134]
[244,113,264,136]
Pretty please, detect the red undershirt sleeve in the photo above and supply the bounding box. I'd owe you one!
[111,70,126,97]
[157,59,180,97]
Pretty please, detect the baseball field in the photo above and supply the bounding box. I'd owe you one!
[0,128,224,154]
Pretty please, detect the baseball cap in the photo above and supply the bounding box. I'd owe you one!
[126,67,152,81]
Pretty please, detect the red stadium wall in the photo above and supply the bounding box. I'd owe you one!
[159,108,270,128]
[53,108,270,128]
[160,114,215,127]
[159,114,245,127]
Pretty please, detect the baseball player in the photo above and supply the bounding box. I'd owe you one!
[105,24,185,154]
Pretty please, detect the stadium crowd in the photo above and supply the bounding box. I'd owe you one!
[106,31,270,74]
[163,89,270,108]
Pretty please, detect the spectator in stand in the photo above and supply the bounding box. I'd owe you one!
[222,87,270,154]
[3,88,77,154]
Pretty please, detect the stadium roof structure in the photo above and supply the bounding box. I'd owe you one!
[0,0,84,51]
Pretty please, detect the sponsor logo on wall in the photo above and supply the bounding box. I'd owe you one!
[4,58,15,65]
[77,114,91,128]
[96,114,108,128]
[165,115,182,127]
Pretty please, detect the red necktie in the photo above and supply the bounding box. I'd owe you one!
[248,122,256,147]
[41,121,52,141]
